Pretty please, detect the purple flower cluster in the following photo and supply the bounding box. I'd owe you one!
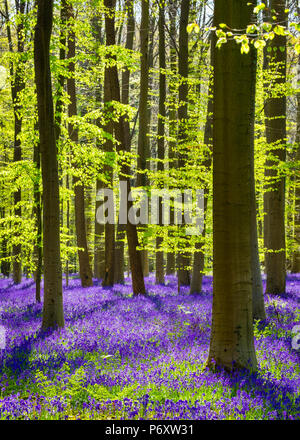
[0,273,299,420]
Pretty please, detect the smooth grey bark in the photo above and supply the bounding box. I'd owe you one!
[34,0,64,329]
[137,0,150,277]
[177,0,190,287]
[166,0,178,275]
[155,1,166,285]
[102,69,115,287]
[104,0,146,295]
[114,0,135,284]
[5,0,25,284]
[291,54,300,273]
[190,77,212,294]
[33,125,42,303]
[264,0,287,294]
[207,0,257,371]
[92,13,106,280]
[66,3,93,287]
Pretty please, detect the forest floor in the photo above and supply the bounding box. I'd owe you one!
[0,274,299,420]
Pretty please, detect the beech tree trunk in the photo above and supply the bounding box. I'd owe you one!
[155,1,166,285]
[5,0,25,284]
[92,14,106,280]
[0,144,9,277]
[166,0,177,276]
[207,0,257,371]
[190,75,212,294]
[104,0,145,295]
[34,0,64,329]
[137,0,150,277]
[66,3,93,287]
[177,0,190,287]
[113,0,135,285]
[264,0,287,294]
[33,127,42,303]
[291,54,300,273]
[102,68,115,287]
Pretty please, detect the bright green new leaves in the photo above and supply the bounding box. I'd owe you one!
[186,22,200,34]
[253,3,266,14]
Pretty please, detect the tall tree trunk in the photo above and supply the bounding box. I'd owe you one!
[114,221,125,284]
[33,125,42,303]
[190,73,213,294]
[264,0,287,294]
[102,69,115,287]
[291,54,300,273]
[114,0,135,284]
[177,0,190,287]
[137,0,150,277]
[92,13,106,280]
[251,134,266,320]
[137,0,149,187]
[155,1,166,285]
[5,0,25,284]
[207,0,257,371]
[66,3,93,287]
[166,0,177,275]
[34,0,64,330]
[0,145,10,277]
[104,0,146,295]
[65,173,70,286]
[55,0,67,141]
[94,180,105,279]
[85,185,94,267]
[0,203,10,277]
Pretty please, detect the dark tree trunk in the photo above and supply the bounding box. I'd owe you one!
[34,0,64,329]
[92,13,106,280]
[137,0,149,188]
[114,220,125,284]
[177,0,190,287]
[137,0,150,277]
[155,0,166,285]
[0,140,10,277]
[65,173,70,286]
[166,0,178,276]
[113,0,135,285]
[104,0,145,295]
[0,202,10,277]
[5,0,26,284]
[264,0,287,294]
[66,3,93,287]
[102,68,115,287]
[190,75,213,294]
[55,0,67,141]
[94,180,105,279]
[207,0,257,371]
[291,54,300,273]
[33,126,42,303]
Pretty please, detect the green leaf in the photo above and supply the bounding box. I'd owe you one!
[241,42,250,54]
[254,3,266,13]
[186,22,200,34]
[254,39,266,49]
[246,24,258,34]
[268,31,275,40]
[216,37,227,49]
[262,22,272,32]
[216,29,226,38]
[273,25,286,36]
